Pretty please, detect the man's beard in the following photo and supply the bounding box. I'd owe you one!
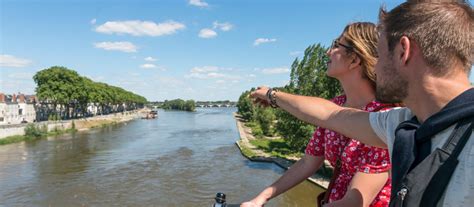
[375,63,408,103]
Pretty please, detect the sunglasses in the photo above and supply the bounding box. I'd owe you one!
[331,39,354,52]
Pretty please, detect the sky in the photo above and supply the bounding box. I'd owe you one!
[1,0,473,102]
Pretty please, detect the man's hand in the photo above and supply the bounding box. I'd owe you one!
[250,86,271,107]
[240,199,265,207]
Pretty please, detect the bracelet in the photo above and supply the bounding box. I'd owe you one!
[266,88,279,108]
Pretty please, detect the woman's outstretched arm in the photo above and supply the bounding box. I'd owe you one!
[324,171,389,207]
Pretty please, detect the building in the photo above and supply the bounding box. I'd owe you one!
[0,93,37,125]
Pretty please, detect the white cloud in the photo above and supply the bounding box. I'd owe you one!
[289,51,302,56]
[1,79,36,94]
[187,72,226,79]
[207,72,226,78]
[191,66,219,73]
[0,55,32,68]
[144,56,157,62]
[248,74,256,78]
[140,63,157,69]
[199,28,217,38]
[7,72,34,80]
[254,38,277,46]
[186,66,240,80]
[90,18,97,24]
[189,0,209,7]
[95,20,185,36]
[213,21,233,31]
[94,41,137,53]
[261,67,289,74]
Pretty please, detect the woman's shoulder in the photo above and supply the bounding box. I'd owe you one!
[330,94,347,106]
[365,100,399,112]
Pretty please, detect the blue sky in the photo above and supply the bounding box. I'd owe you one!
[1,0,472,101]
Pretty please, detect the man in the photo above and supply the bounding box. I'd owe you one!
[250,1,473,206]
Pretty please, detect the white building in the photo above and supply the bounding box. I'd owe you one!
[0,93,37,125]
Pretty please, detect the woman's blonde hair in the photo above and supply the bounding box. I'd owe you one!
[340,22,379,89]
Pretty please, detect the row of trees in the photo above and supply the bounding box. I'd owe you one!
[237,44,342,152]
[159,99,196,112]
[33,66,147,120]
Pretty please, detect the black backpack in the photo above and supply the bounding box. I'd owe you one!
[389,117,473,207]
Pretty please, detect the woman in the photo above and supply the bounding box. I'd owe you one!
[241,22,393,207]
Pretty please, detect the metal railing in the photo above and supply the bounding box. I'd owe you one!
[212,192,240,207]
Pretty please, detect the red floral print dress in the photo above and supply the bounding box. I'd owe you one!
[305,95,392,207]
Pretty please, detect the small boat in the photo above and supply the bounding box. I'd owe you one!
[142,110,158,119]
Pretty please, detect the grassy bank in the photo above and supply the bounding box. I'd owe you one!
[0,126,77,145]
[238,141,258,158]
[249,138,302,158]
[242,120,302,160]
[0,116,128,146]
[235,113,333,183]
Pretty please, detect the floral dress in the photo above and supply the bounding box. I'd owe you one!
[305,95,392,207]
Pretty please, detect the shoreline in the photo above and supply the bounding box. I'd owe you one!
[233,113,330,189]
[0,109,149,145]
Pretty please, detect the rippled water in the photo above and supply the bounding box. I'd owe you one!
[0,108,323,206]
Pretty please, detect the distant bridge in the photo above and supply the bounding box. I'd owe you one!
[196,104,236,108]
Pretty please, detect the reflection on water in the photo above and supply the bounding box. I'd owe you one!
[0,108,323,206]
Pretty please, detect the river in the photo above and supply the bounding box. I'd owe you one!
[0,108,323,206]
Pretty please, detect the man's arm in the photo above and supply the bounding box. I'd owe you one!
[250,87,386,148]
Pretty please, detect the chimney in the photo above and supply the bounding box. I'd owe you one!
[19,94,25,103]
[12,94,17,103]
[0,93,5,103]
[28,96,35,103]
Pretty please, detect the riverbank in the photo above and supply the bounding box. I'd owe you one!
[0,109,149,145]
[233,113,330,189]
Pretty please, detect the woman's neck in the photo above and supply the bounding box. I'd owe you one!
[338,75,376,108]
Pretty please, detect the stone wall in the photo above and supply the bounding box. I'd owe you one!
[0,121,72,139]
[0,110,144,139]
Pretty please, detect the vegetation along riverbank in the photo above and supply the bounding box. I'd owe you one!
[0,109,146,145]
[234,112,330,189]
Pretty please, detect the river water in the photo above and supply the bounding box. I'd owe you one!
[0,108,323,206]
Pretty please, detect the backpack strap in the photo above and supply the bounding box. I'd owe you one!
[420,117,473,207]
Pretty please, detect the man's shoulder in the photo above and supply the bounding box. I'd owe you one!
[369,107,413,149]
[373,106,413,123]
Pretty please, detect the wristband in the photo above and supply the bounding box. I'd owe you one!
[266,88,279,108]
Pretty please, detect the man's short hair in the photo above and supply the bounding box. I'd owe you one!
[379,1,473,76]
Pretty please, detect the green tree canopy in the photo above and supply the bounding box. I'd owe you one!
[161,99,196,112]
[33,66,147,119]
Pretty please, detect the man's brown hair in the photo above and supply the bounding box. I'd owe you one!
[379,1,473,76]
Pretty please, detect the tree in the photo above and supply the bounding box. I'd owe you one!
[254,107,276,136]
[33,66,83,119]
[161,99,195,111]
[33,66,147,120]
[184,100,196,112]
[275,44,342,151]
[237,89,255,121]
